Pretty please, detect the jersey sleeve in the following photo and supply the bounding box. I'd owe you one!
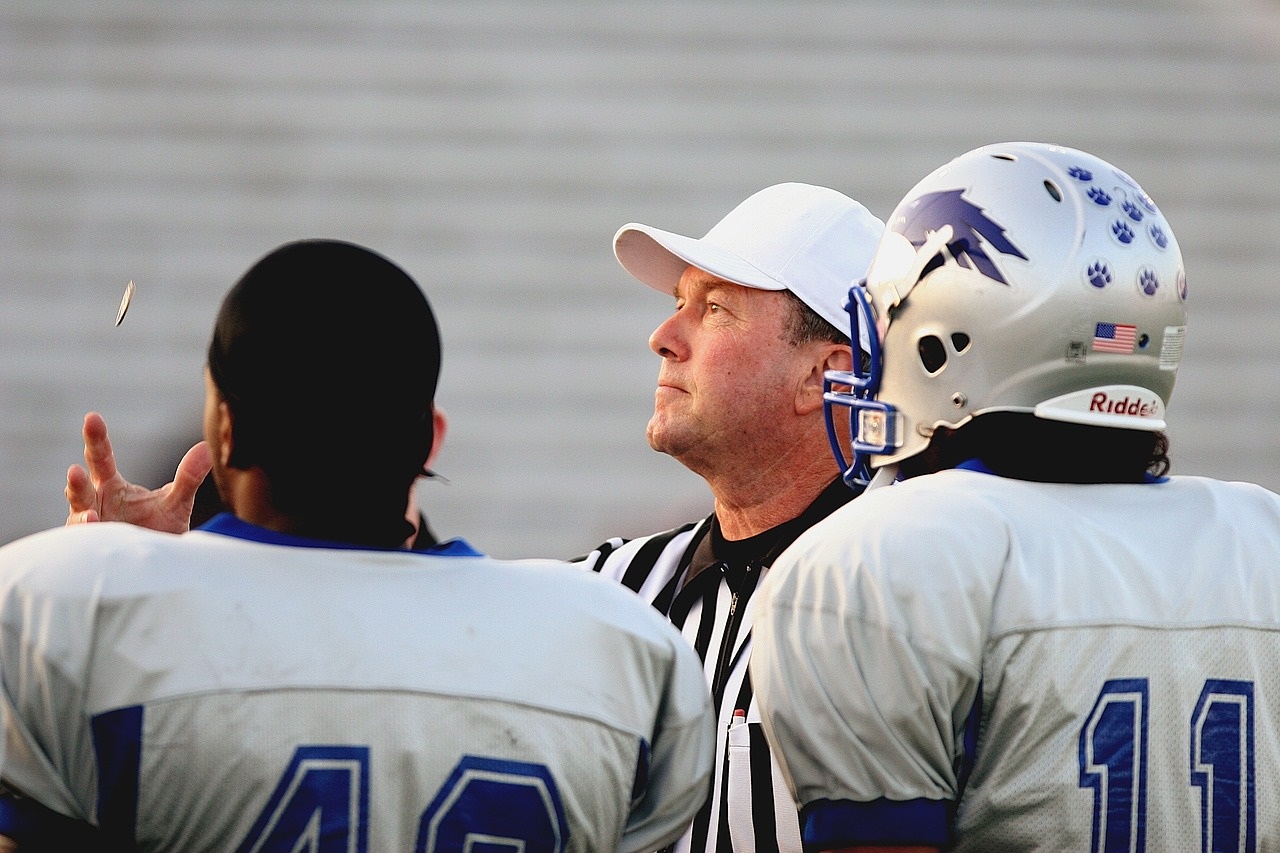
[750,490,1002,849]
[0,531,101,827]
[571,522,700,580]
[617,603,715,853]
[568,535,630,573]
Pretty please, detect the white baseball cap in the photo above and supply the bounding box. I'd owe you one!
[613,182,885,336]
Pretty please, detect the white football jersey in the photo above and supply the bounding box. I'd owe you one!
[751,469,1280,851]
[0,515,714,851]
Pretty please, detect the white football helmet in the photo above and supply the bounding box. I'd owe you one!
[826,142,1188,482]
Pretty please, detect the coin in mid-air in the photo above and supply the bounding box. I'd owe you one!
[115,280,135,326]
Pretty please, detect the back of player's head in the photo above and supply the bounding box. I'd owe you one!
[207,239,439,541]
[831,142,1188,476]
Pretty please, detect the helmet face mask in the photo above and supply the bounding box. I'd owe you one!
[823,284,888,488]
[826,142,1188,482]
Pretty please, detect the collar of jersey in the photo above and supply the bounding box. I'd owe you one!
[198,512,484,556]
[955,458,1168,484]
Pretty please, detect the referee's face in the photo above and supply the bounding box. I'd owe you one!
[647,267,816,478]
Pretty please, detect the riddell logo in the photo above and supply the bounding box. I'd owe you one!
[1090,392,1161,418]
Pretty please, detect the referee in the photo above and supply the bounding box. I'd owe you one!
[578,183,883,853]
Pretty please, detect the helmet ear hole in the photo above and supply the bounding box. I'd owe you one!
[951,332,971,353]
[918,334,948,374]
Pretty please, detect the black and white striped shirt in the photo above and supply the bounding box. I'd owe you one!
[577,477,857,853]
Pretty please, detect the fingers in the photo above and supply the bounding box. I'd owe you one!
[172,441,213,505]
[81,411,120,486]
[64,464,100,524]
[65,508,100,526]
[70,414,210,533]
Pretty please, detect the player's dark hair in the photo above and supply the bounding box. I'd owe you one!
[901,411,1171,484]
[207,239,439,547]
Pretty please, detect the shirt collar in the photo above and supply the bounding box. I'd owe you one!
[197,512,484,556]
[689,475,860,579]
[955,457,1168,484]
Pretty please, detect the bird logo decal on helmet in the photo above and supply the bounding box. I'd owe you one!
[898,189,1028,286]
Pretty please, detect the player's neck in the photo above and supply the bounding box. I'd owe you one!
[222,468,297,535]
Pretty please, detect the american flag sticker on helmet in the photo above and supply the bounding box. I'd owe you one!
[1093,322,1136,354]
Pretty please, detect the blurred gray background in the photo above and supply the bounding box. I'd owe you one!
[3,1,1278,558]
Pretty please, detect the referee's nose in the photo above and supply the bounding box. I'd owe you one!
[649,309,688,361]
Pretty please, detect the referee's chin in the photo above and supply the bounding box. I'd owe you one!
[645,415,675,456]
[646,418,705,476]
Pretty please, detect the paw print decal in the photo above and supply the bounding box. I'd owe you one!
[1121,200,1144,222]
[1068,166,1094,182]
[1138,266,1160,297]
[1087,187,1112,207]
[1149,224,1168,250]
[1111,221,1135,245]
[1087,260,1113,289]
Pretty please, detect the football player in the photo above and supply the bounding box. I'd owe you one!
[752,142,1280,850]
[0,239,714,850]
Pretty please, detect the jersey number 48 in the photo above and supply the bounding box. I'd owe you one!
[236,747,568,853]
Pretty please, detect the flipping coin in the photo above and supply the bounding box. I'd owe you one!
[115,280,135,326]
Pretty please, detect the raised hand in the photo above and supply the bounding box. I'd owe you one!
[65,412,212,533]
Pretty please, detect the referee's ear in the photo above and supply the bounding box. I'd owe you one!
[425,407,448,471]
[795,342,852,416]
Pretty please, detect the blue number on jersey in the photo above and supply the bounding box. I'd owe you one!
[240,750,568,852]
[1079,678,1257,853]
[1079,678,1149,853]
[1191,680,1256,853]
[416,756,568,852]
[237,745,370,853]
